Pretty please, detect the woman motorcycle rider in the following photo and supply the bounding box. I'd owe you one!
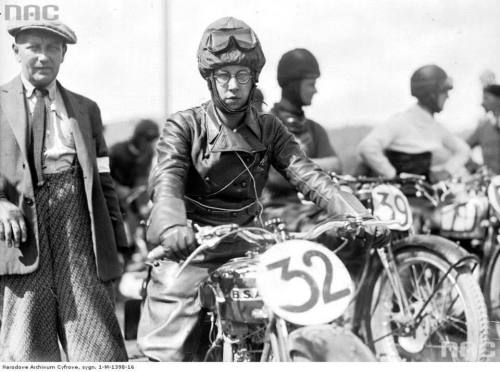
[137,17,390,362]
[357,65,470,183]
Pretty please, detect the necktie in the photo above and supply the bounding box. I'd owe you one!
[31,88,48,186]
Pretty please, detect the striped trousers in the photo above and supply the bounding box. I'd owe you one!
[0,167,127,361]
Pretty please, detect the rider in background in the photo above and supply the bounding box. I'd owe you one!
[467,83,500,175]
[109,119,160,263]
[357,65,470,183]
[137,17,389,362]
[263,48,342,232]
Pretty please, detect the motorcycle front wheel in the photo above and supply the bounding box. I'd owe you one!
[365,246,490,361]
[484,244,500,340]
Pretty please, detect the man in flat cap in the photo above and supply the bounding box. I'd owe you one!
[0,20,128,361]
[467,84,500,174]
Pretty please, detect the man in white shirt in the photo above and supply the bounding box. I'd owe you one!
[358,65,470,183]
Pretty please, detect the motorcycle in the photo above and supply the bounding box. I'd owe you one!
[173,219,378,362]
[404,167,500,340]
[328,173,491,361]
[168,203,490,361]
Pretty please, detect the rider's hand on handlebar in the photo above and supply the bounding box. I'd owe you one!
[147,225,197,261]
[358,218,391,248]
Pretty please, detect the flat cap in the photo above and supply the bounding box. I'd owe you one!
[7,20,77,44]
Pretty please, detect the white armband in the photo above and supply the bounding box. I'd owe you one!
[97,156,110,173]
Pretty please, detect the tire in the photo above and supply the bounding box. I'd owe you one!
[484,246,500,339]
[364,245,490,361]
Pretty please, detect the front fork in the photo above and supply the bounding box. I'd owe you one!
[261,314,290,362]
[376,244,412,318]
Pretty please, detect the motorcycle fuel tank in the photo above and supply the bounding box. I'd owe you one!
[203,256,266,324]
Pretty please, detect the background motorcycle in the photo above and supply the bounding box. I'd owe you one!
[407,167,500,340]
[330,173,490,361]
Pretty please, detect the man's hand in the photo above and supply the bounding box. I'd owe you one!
[0,199,27,248]
[147,225,196,261]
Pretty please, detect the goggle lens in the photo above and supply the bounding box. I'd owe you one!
[208,28,257,52]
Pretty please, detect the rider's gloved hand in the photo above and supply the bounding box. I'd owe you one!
[147,225,196,261]
[359,218,391,248]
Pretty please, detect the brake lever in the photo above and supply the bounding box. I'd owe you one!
[174,236,224,278]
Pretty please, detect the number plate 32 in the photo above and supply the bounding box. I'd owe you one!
[256,240,354,325]
[372,184,413,231]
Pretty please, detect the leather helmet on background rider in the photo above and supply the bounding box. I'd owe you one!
[197,17,266,114]
[132,119,159,142]
[277,48,320,108]
[410,64,453,114]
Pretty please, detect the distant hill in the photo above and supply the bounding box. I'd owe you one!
[327,125,474,175]
[328,125,372,174]
[103,120,476,175]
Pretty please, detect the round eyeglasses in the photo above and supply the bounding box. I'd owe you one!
[213,70,252,85]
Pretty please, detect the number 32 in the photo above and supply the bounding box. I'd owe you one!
[266,250,351,313]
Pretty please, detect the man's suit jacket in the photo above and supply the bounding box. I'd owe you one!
[0,75,127,281]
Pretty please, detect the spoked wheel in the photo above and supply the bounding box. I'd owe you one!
[485,246,500,340]
[367,248,489,361]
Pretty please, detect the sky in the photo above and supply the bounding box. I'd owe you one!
[0,0,166,125]
[166,0,500,131]
[1,0,499,132]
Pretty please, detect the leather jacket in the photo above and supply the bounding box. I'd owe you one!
[147,101,369,245]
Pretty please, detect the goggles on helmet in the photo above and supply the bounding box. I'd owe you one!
[207,28,258,53]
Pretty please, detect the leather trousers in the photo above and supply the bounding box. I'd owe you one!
[137,237,253,361]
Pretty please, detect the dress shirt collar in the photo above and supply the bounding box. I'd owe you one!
[21,73,57,100]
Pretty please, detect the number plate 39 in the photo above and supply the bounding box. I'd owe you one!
[372,184,413,231]
[256,240,354,325]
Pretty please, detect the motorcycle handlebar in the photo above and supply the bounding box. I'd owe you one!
[331,172,426,185]
[331,172,444,206]
[174,218,387,278]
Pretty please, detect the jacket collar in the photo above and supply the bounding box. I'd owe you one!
[205,101,266,153]
[1,76,29,162]
[0,75,93,192]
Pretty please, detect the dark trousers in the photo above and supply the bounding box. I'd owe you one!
[0,168,127,361]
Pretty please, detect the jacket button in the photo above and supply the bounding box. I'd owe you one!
[24,197,34,206]
[231,212,237,217]
[241,181,248,188]
[205,176,210,183]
